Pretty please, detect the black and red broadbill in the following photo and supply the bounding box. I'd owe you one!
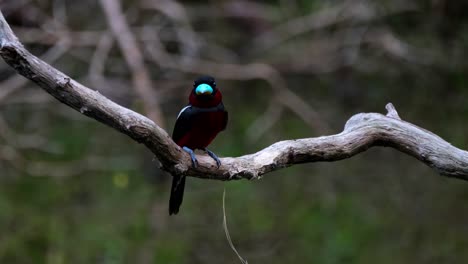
[169,76,228,215]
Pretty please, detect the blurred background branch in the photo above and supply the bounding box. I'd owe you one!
[0,0,467,263]
[100,0,165,126]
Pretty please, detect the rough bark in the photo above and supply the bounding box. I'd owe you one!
[1,10,467,181]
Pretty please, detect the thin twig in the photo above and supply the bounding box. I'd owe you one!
[223,188,248,264]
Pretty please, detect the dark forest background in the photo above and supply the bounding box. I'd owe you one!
[0,0,467,263]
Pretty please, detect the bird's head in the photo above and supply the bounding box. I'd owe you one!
[192,76,217,101]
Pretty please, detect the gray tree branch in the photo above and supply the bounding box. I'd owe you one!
[0,9,467,181]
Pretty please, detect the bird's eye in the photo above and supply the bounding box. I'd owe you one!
[195,84,214,95]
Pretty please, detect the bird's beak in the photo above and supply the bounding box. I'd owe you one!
[195,84,214,95]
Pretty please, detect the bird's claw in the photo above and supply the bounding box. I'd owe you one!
[204,148,221,168]
[183,146,198,168]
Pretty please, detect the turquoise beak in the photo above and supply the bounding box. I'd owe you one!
[195,84,213,95]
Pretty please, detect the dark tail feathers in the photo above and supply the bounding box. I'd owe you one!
[169,175,186,215]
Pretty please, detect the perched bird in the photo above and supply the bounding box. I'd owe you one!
[170,76,228,215]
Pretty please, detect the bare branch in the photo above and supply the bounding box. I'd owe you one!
[0,10,468,182]
[0,10,181,167]
[385,103,401,120]
[0,39,70,102]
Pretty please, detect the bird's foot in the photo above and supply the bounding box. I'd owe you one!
[183,146,198,168]
[204,148,221,168]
